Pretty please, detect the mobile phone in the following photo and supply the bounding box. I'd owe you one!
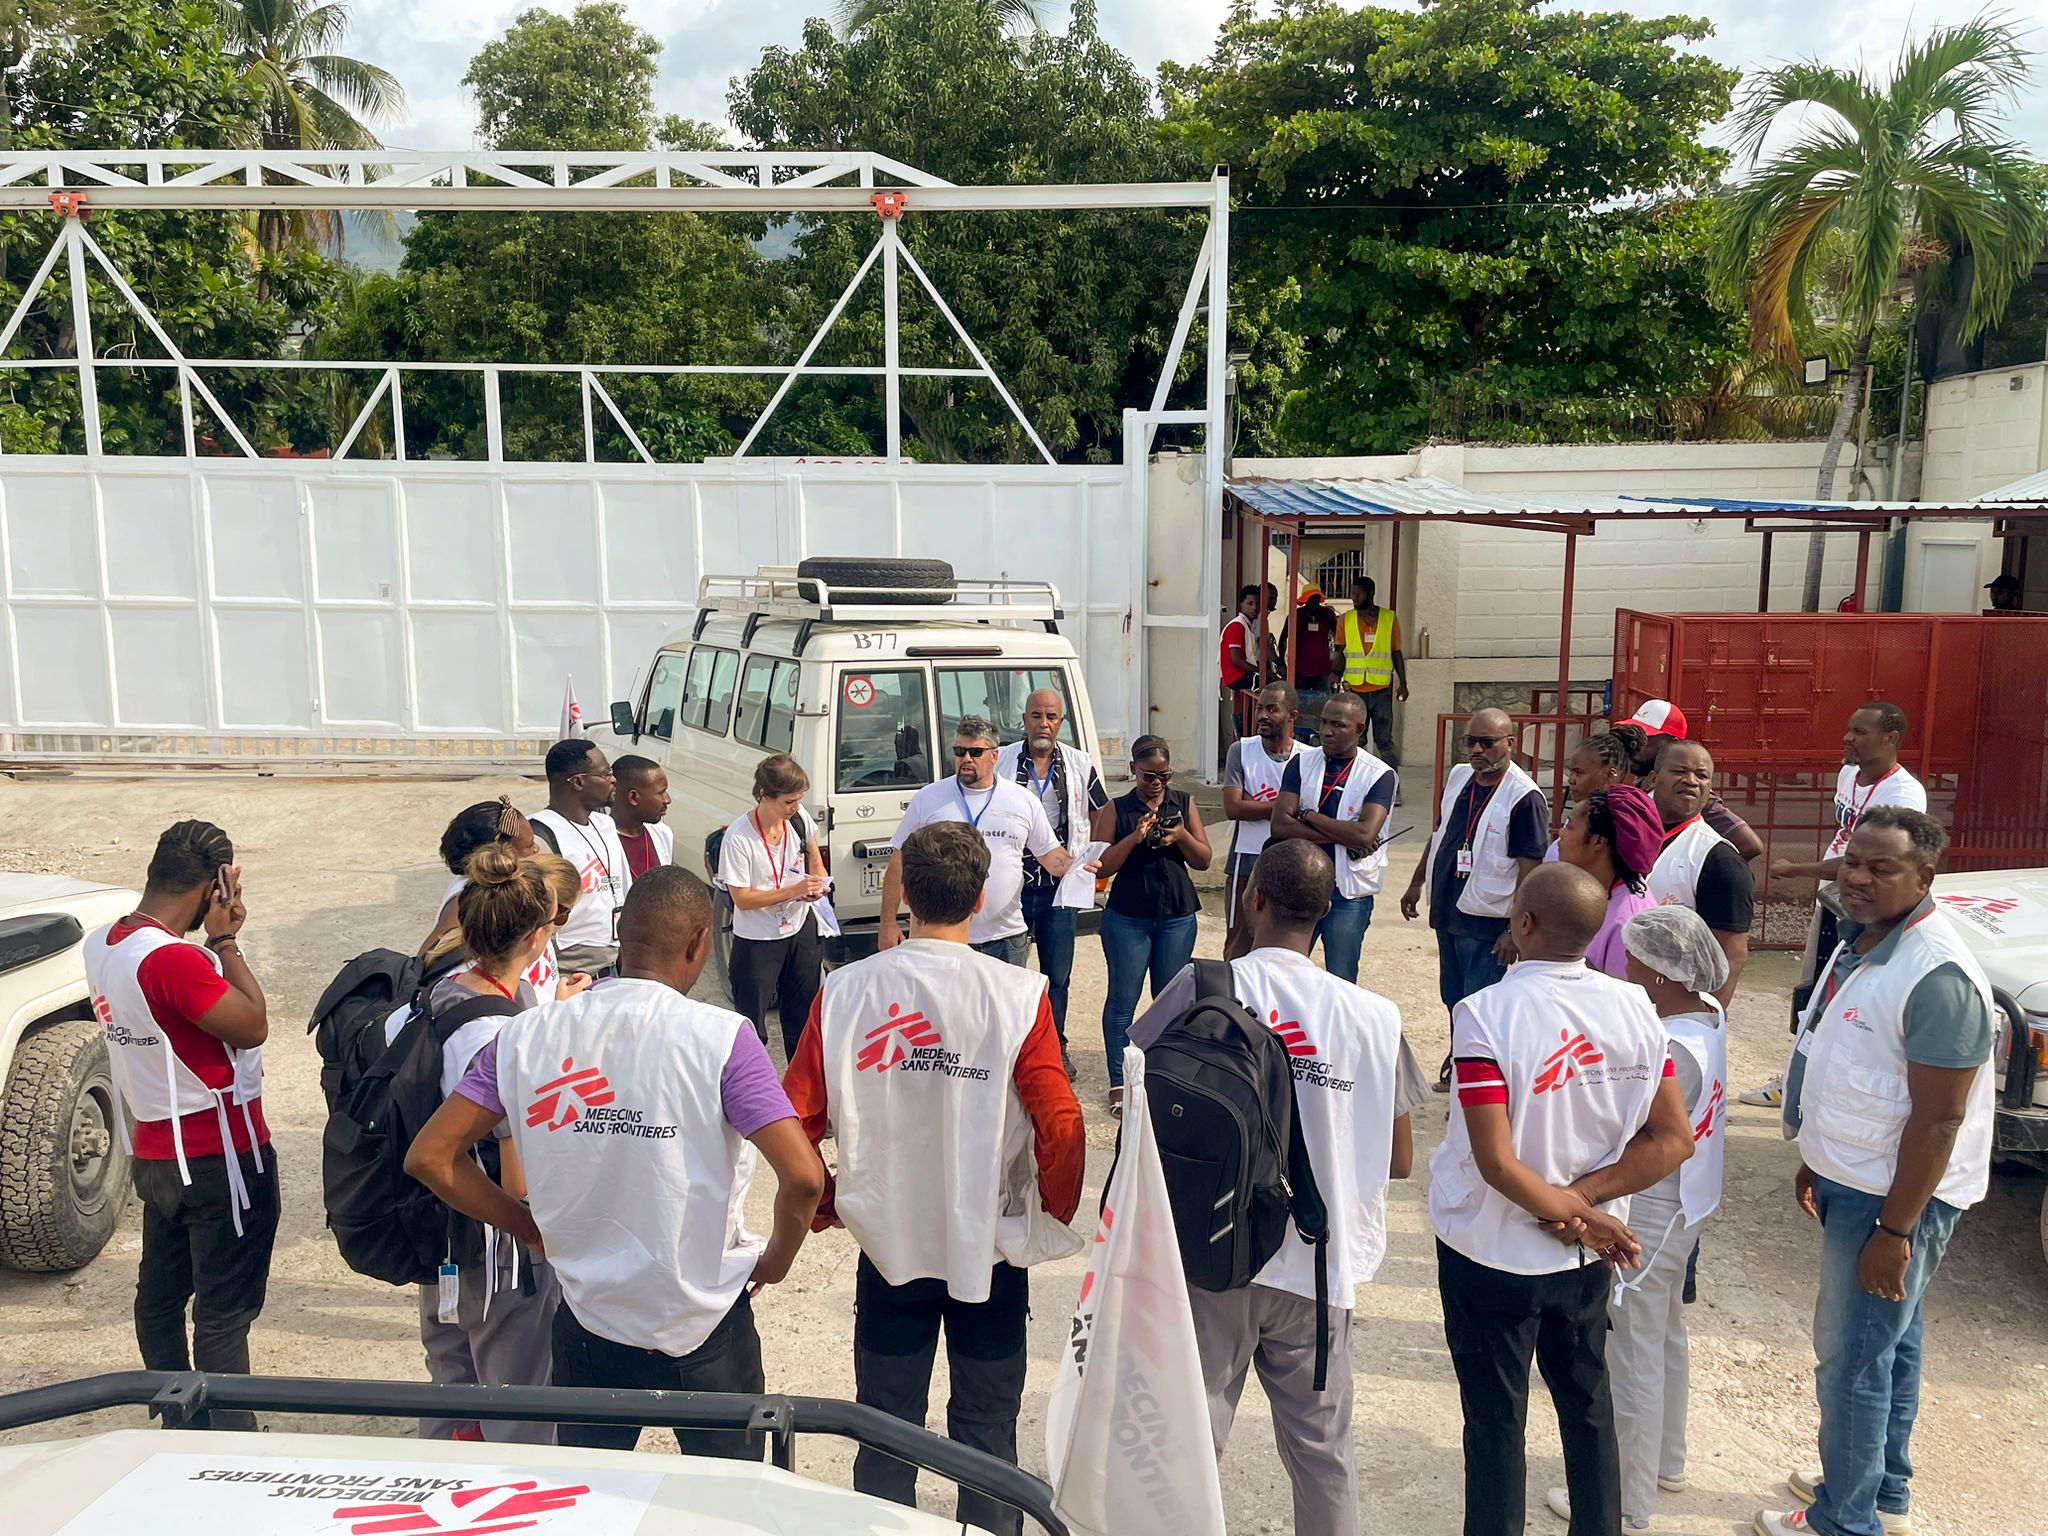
[213,866,235,905]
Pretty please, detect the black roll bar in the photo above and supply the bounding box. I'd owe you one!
[0,1372,1068,1536]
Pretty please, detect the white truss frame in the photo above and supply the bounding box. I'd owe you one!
[0,149,1233,765]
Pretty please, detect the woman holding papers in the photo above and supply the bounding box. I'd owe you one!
[716,753,830,1059]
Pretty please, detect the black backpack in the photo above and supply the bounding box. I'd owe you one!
[307,947,462,1112]
[320,981,515,1287]
[1142,958,1333,1386]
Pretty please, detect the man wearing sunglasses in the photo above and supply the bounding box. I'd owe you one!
[1401,708,1548,1086]
[880,716,1075,965]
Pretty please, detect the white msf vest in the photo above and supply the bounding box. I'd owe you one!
[1663,1004,1727,1227]
[1294,747,1394,897]
[84,922,265,1230]
[1646,815,1727,911]
[1791,909,1997,1210]
[496,979,762,1357]
[1228,736,1303,861]
[820,940,1083,1300]
[530,809,630,951]
[1231,949,1406,1304]
[1425,761,1541,918]
[996,741,1098,910]
[1429,960,1669,1275]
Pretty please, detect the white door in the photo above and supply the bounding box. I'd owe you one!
[1910,537,1985,613]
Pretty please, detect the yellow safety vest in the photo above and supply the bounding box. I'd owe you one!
[1341,607,1396,689]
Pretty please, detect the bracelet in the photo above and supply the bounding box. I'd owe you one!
[1875,1220,1914,1243]
[205,934,241,952]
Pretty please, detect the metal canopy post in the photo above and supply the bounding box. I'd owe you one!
[1758,531,1774,612]
[1556,531,1578,819]
[1199,166,1231,779]
[61,218,99,456]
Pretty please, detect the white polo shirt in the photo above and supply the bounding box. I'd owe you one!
[894,777,1059,944]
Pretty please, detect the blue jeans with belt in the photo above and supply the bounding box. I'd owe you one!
[1804,1174,1963,1536]
[1099,908,1198,1087]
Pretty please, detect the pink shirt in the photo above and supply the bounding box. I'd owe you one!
[1588,883,1656,979]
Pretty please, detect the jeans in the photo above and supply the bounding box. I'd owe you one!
[854,1255,1029,1536]
[1099,907,1199,1086]
[1359,686,1400,770]
[1438,1241,1620,1536]
[1313,891,1374,983]
[550,1297,765,1458]
[1805,1175,1964,1536]
[1437,924,1510,1014]
[1294,685,1329,744]
[972,932,1031,967]
[133,1147,280,1431]
[1019,884,1077,1041]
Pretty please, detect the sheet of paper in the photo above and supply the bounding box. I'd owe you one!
[812,894,842,937]
[1057,840,1111,909]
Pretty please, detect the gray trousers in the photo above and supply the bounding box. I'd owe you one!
[415,1244,562,1444]
[1605,1190,1698,1520]
[1189,1283,1356,1536]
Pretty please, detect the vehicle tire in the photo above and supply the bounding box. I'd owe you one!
[795,556,954,606]
[0,1016,127,1273]
[711,887,736,998]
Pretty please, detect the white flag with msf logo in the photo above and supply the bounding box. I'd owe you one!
[1045,1048,1227,1536]
[559,675,585,740]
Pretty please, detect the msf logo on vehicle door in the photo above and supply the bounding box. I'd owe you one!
[857,1003,991,1081]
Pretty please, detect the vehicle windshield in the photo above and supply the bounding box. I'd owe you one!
[936,666,1076,749]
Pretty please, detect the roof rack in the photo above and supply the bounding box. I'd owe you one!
[698,567,1064,624]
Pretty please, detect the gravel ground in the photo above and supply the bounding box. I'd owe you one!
[1,769,2043,1535]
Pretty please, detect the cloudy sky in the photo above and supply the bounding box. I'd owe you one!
[347,0,2048,162]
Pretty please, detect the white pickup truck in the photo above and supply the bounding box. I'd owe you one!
[1928,868,2048,1263]
[0,872,137,1272]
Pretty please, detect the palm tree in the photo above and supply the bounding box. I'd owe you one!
[837,0,1043,35]
[1713,16,2047,608]
[213,0,404,255]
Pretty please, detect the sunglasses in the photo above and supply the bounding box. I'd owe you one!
[952,745,993,759]
[1463,734,1510,748]
[1135,767,1175,783]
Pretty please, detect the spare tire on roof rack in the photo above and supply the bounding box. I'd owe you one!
[795,556,955,606]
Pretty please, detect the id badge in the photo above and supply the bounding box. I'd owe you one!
[436,1262,460,1324]
[1455,847,1474,875]
[610,899,622,942]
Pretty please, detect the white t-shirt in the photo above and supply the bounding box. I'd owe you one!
[718,807,823,942]
[893,777,1059,944]
[1827,763,1928,857]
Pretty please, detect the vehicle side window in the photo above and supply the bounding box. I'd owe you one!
[643,652,687,742]
[702,648,739,735]
[763,660,801,754]
[681,646,718,732]
[937,667,1077,748]
[836,669,933,791]
[735,654,777,745]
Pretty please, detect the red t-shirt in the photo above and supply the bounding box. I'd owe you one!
[1294,604,1336,677]
[617,828,662,881]
[106,916,268,1160]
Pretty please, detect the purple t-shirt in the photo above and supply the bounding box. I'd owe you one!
[1588,883,1657,980]
[455,1004,795,1138]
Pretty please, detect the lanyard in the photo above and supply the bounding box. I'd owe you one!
[1320,754,1355,816]
[957,781,996,830]
[752,810,799,883]
[473,970,518,1002]
[1460,779,1498,849]
[565,818,612,885]
[1659,813,1703,849]
[1026,752,1055,801]
[1842,768,1896,829]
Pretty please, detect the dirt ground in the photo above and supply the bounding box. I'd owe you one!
[1,769,2043,1536]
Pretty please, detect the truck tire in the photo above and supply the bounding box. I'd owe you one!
[712,886,736,988]
[0,1016,127,1272]
[795,556,954,606]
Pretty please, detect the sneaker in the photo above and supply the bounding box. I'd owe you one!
[1658,1472,1688,1493]
[1755,1513,1812,1536]
[1544,1490,1647,1530]
[1782,1478,1912,1535]
[1061,1047,1076,1080]
[1740,1074,1785,1107]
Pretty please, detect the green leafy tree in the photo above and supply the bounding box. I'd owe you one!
[1713,15,2047,605]
[837,0,1041,34]
[311,1,774,461]
[731,0,1201,463]
[213,0,403,255]
[3,0,339,453]
[1161,0,1743,454]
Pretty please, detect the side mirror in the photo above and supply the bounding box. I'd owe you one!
[610,701,637,737]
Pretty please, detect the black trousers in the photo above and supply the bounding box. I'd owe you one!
[133,1146,281,1431]
[1437,1240,1620,1536]
[730,920,823,1060]
[854,1254,1029,1536]
[549,1297,765,1458]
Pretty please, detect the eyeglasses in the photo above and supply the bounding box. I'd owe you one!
[952,745,993,759]
[1463,734,1510,748]
[1136,768,1175,783]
